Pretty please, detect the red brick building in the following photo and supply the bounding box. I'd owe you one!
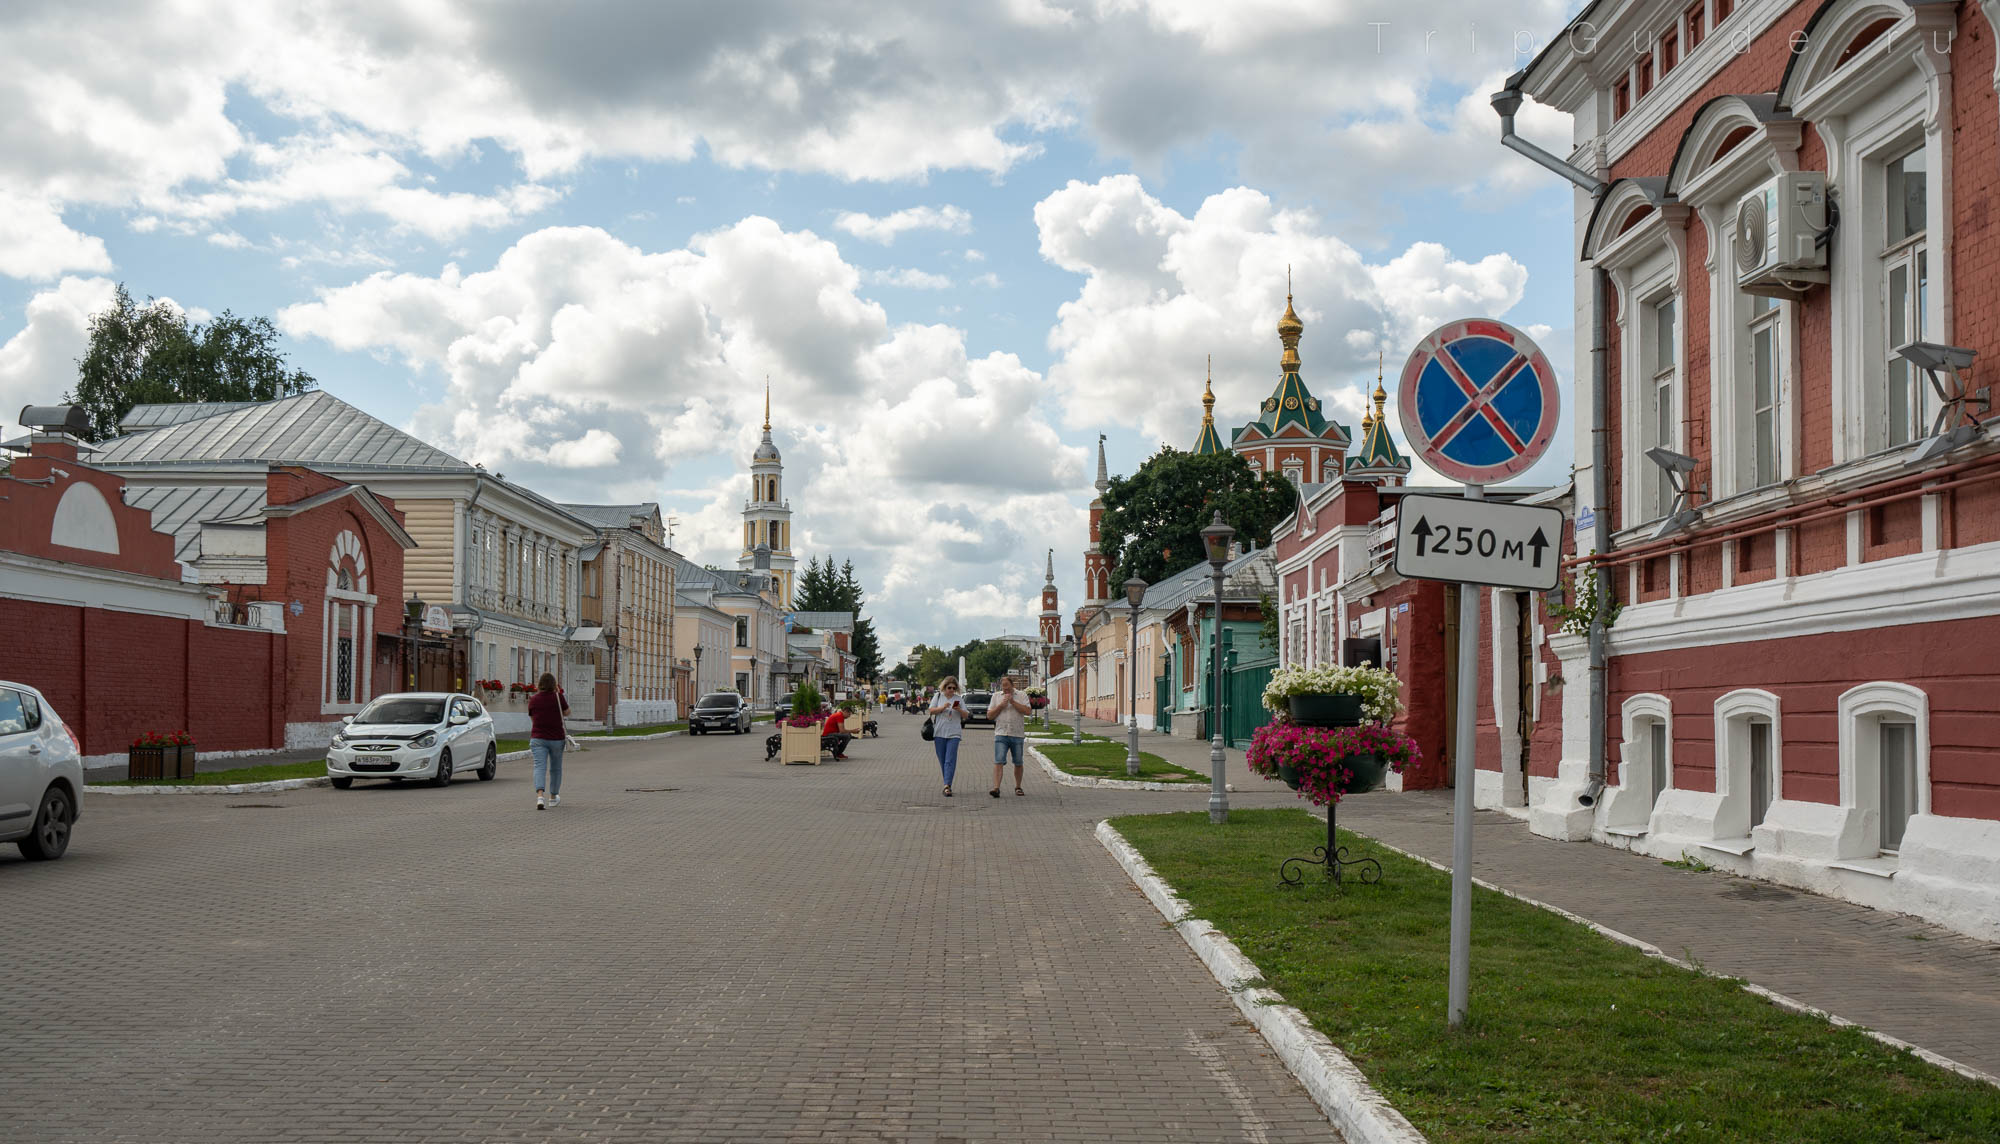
[1508,0,2000,939]
[1,414,413,761]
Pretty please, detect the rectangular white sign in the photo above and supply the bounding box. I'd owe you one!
[1392,493,1565,591]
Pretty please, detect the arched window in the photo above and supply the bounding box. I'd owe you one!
[1838,681,1928,854]
[1714,689,1781,839]
[323,530,373,712]
[1607,693,1674,832]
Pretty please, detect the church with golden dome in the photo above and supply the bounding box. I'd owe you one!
[1190,273,1409,489]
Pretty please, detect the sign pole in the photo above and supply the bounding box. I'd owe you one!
[1447,481,1484,1027]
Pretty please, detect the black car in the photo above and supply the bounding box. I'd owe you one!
[689,692,751,735]
[961,691,994,726]
[774,698,794,722]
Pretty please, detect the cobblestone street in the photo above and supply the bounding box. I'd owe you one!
[0,713,1332,1143]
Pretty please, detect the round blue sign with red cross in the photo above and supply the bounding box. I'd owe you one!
[1397,318,1560,485]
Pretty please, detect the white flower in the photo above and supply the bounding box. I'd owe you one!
[1262,664,1404,723]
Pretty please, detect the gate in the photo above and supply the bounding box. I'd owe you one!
[1221,638,1277,749]
[1154,675,1173,734]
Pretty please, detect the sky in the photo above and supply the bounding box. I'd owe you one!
[0,0,1587,661]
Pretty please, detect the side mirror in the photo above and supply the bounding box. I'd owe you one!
[342,715,354,724]
[450,712,470,726]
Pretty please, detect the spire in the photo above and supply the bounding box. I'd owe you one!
[1373,349,1389,421]
[1045,548,1055,585]
[1094,433,1109,494]
[1277,265,1303,370]
[763,378,770,431]
[1192,355,1226,455]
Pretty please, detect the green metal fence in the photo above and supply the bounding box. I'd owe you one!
[1220,641,1277,749]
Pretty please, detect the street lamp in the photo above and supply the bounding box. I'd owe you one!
[1200,510,1235,824]
[693,644,704,700]
[1123,575,1148,776]
[1071,618,1088,745]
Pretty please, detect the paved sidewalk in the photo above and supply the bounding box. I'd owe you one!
[1057,711,2000,1080]
[3,708,1334,1143]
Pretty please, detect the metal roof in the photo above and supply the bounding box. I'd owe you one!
[790,610,854,631]
[123,485,267,562]
[120,402,263,432]
[91,391,472,471]
[559,502,659,529]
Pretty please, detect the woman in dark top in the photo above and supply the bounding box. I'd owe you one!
[527,672,570,810]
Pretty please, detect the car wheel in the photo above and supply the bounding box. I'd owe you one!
[17,784,74,861]
[430,748,454,787]
[477,743,497,781]
[330,776,354,790]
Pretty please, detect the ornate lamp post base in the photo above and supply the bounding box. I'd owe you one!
[1279,799,1382,887]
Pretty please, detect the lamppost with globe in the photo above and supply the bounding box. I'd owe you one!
[1071,618,1088,745]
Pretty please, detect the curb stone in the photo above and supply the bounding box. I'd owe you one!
[1027,744,1212,793]
[1348,821,2000,1091]
[85,749,537,797]
[1096,820,1428,1144]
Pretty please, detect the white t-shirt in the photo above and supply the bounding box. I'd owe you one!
[928,694,968,738]
[987,690,1029,737]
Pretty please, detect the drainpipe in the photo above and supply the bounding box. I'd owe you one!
[1490,76,1613,807]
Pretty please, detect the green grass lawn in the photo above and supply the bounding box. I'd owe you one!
[98,759,328,786]
[1037,741,1206,783]
[1111,808,2000,1143]
[580,721,686,736]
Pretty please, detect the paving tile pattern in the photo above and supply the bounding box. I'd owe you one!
[1,711,1334,1143]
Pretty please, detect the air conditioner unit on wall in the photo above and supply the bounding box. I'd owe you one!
[1736,171,1830,297]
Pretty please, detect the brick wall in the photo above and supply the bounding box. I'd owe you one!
[0,597,283,756]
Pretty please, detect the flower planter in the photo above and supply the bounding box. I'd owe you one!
[1277,762,1302,789]
[1288,693,1363,728]
[780,724,824,765]
[128,743,195,781]
[1341,752,1388,794]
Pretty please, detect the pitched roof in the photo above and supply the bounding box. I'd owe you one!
[123,484,267,562]
[91,390,472,471]
[120,402,264,432]
[790,610,854,631]
[560,502,659,529]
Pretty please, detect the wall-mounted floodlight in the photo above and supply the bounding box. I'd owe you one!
[1898,342,1988,466]
[1645,447,1703,541]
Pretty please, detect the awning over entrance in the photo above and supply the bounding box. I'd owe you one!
[565,625,608,649]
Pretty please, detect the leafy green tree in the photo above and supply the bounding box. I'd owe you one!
[914,646,953,687]
[1098,447,1295,586]
[65,283,317,441]
[965,641,1026,688]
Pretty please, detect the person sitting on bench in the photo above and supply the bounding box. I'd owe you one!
[820,706,853,760]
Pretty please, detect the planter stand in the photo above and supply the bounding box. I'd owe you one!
[1279,796,1382,888]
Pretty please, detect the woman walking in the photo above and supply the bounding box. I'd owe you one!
[928,678,969,797]
[528,672,570,810]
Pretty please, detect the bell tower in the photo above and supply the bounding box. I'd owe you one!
[1039,548,1062,646]
[1082,434,1111,608]
[739,382,797,604]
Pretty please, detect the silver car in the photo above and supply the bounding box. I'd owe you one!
[0,681,83,861]
[326,692,498,790]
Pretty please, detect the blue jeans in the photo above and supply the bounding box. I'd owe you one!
[933,735,961,786]
[530,737,565,796]
[994,735,1025,768]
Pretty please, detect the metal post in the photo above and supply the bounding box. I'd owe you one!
[1126,600,1141,776]
[1448,482,1485,1027]
[1208,566,1229,824]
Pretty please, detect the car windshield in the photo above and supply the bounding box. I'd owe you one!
[696,694,738,709]
[354,697,445,725]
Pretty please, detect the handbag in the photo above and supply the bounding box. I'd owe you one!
[921,715,935,742]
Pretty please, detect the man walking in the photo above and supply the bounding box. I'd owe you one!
[987,675,1031,797]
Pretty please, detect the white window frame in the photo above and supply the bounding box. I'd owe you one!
[1643,294,1679,522]
[1587,180,1687,536]
[1837,681,1929,856]
[1786,1,1955,466]
[1877,143,1930,451]
[1617,692,1674,811]
[1713,688,1781,840]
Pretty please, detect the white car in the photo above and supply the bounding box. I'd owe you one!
[327,692,497,790]
[0,681,83,861]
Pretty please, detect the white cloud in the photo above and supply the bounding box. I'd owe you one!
[277,215,1086,657]
[970,272,1001,288]
[834,205,972,245]
[0,276,118,437]
[0,193,113,280]
[1038,175,1532,448]
[865,267,953,290]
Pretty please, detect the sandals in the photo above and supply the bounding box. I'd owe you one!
[943,786,953,797]
[1015,787,1025,796]
[988,789,1000,798]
